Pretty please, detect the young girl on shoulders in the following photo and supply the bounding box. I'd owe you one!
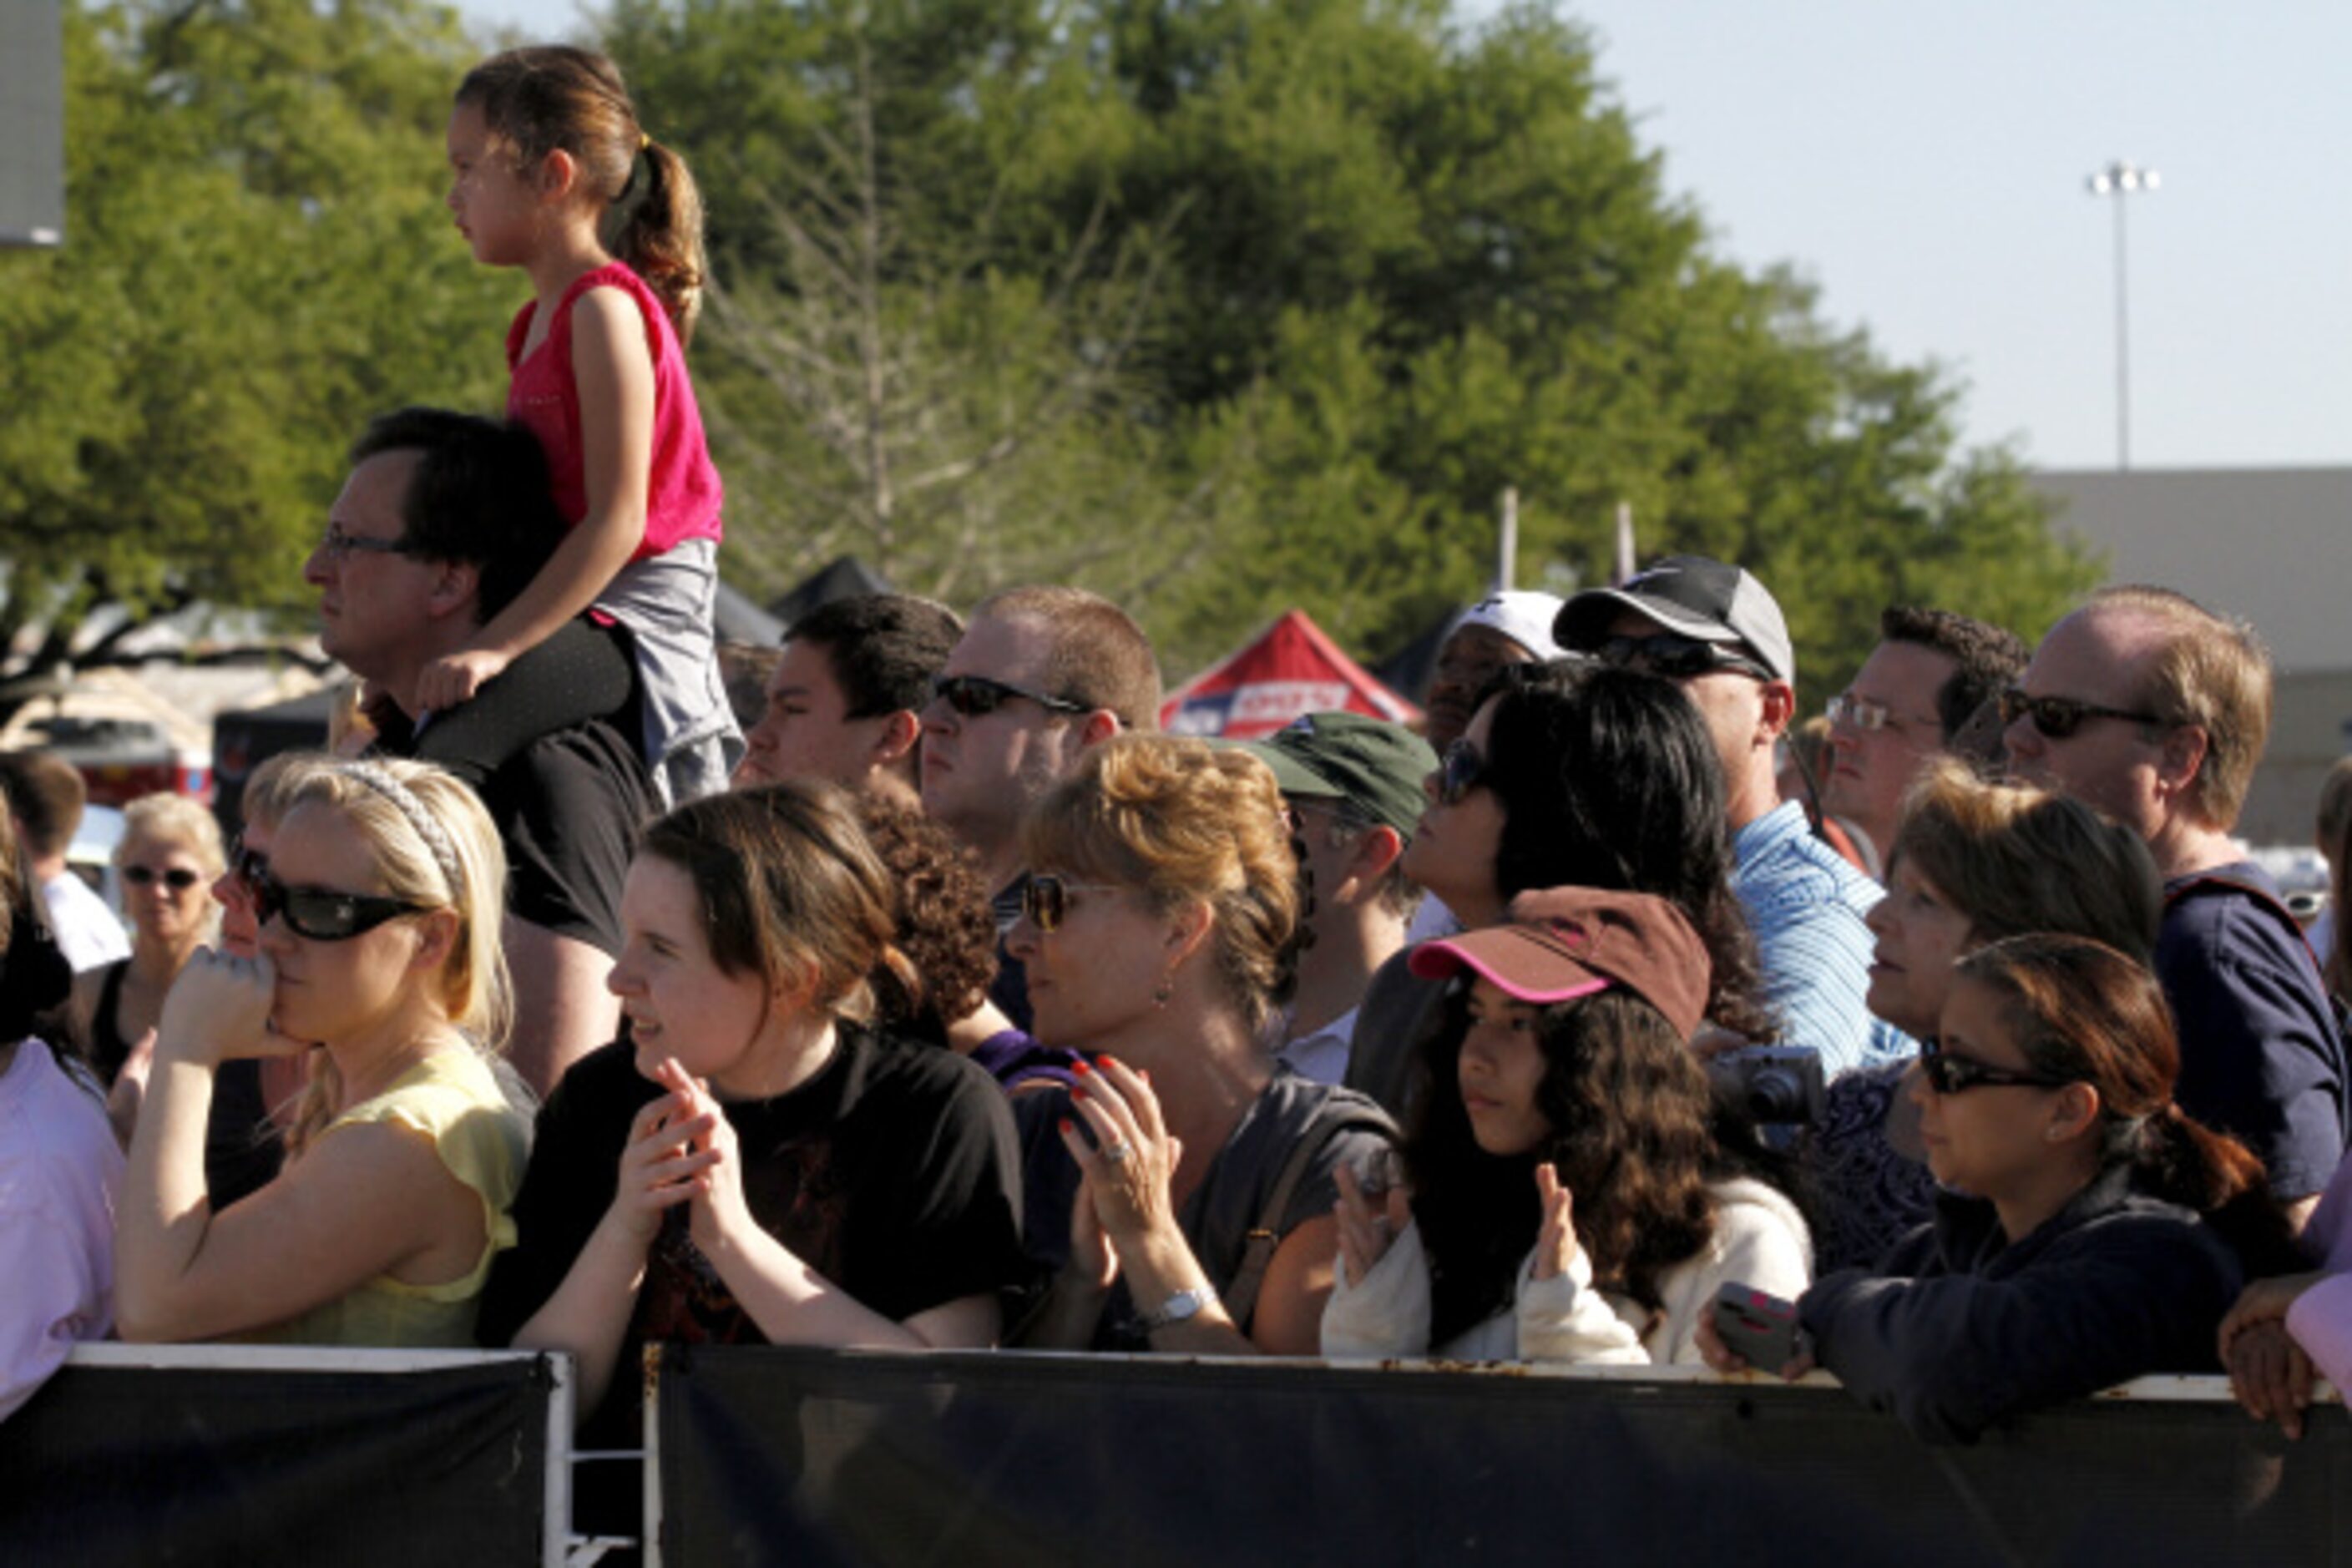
[433,45,736,804]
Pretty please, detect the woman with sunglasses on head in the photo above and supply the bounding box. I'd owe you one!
[1323,889,1813,1364]
[1348,660,1778,1120]
[114,758,530,1345]
[478,782,1024,1444]
[1705,933,2287,1444]
[1811,760,2171,1272]
[1006,735,1395,1355]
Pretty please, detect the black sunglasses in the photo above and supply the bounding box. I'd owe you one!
[1019,873,1125,933]
[1594,632,1771,682]
[250,866,432,943]
[1919,1035,2076,1096]
[1435,738,1490,806]
[124,866,205,891]
[930,673,1090,720]
[1996,687,2168,741]
[227,833,269,893]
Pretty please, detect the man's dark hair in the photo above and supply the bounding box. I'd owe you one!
[1879,605,2031,741]
[0,750,86,860]
[787,594,964,718]
[349,408,569,622]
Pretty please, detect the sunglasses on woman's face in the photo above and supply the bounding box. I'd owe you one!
[249,865,432,943]
[225,835,269,895]
[1918,1034,2076,1096]
[124,866,204,891]
[1019,873,1125,933]
[1995,687,2168,741]
[1434,739,1490,807]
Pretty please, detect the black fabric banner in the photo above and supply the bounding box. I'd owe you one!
[0,1353,557,1567]
[656,1348,2352,1567]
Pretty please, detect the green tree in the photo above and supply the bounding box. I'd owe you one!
[0,0,515,674]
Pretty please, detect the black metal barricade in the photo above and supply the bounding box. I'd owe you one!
[0,1346,570,1568]
[651,1348,2352,1568]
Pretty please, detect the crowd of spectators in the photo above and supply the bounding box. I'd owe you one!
[8,397,2352,1529]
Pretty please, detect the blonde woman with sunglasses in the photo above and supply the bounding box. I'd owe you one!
[114,759,529,1346]
[69,794,224,1097]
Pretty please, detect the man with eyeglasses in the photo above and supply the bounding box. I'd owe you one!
[1235,712,1439,1085]
[303,407,659,1095]
[919,585,1162,1031]
[1556,556,1902,1080]
[1821,606,2028,867]
[736,594,964,802]
[2006,584,2347,1228]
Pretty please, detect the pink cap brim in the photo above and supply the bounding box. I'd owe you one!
[1409,937,1614,1006]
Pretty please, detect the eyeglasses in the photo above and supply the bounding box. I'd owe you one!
[929,673,1090,720]
[317,523,417,561]
[1593,632,1771,683]
[1996,687,2168,741]
[1435,739,1490,806]
[250,865,432,942]
[1019,873,1125,933]
[1918,1035,2076,1096]
[123,866,205,891]
[1824,693,1930,734]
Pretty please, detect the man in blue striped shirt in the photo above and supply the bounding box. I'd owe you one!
[1555,557,1909,1080]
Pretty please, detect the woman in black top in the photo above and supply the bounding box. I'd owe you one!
[1707,933,2285,1443]
[479,782,1024,1429]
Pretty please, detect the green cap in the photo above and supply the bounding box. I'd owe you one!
[1234,712,1438,841]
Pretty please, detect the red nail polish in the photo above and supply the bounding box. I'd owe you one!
[1070,1084,1085,1101]
[1057,1118,1072,1136]
[1072,1059,1092,1076]
[1095,1055,1114,1071]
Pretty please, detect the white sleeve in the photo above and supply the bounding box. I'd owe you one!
[1655,1199,1814,1366]
[1515,1247,1648,1365]
[1320,1218,1434,1358]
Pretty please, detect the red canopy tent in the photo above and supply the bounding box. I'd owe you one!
[1160,609,1420,740]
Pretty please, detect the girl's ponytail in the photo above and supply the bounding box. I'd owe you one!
[613,139,707,346]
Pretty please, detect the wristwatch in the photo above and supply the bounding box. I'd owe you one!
[1135,1282,1220,1331]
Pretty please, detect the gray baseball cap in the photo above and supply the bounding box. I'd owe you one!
[1553,555,1795,684]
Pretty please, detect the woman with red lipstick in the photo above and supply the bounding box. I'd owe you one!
[1005,735,1394,1355]
[1322,889,1812,1364]
[1712,934,2283,1444]
[479,782,1024,1444]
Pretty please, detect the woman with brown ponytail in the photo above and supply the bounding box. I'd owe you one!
[1704,933,2284,1443]
[478,782,1025,1436]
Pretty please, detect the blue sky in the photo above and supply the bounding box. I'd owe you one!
[457,0,2352,473]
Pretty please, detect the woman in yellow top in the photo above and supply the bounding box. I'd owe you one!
[114,758,529,1346]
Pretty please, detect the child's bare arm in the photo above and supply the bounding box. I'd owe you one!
[416,288,652,711]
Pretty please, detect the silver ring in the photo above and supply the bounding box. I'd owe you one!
[1101,1141,1134,1165]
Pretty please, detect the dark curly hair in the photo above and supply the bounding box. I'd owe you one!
[1407,987,1747,1343]
[1479,661,1777,1042]
[853,793,999,1044]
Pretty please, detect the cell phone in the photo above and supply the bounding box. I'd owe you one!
[1712,1282,1802,1369]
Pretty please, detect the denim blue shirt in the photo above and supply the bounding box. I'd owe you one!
[1732,800,1914,1079]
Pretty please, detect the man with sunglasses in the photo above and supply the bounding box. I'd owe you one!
[736,594,964,802]
[1556,556,1902,1081]
[304,407,660,1095]
[2006,585,2348,1227]
[919,585,1162,1031]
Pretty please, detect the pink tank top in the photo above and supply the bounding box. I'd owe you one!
[505,261,723,559]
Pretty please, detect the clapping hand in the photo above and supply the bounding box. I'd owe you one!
[1333,1159,1411,1287]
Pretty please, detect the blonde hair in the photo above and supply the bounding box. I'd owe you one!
[1890,759,2161,963]
[278,758,512,1156]
[1021,734,1299,1034]
[238,752,341,835]
[117,792,226,876]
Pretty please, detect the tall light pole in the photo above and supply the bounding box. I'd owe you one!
[2086,159,2157,470]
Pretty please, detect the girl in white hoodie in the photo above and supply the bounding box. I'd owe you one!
[1323,887,1812,1364]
